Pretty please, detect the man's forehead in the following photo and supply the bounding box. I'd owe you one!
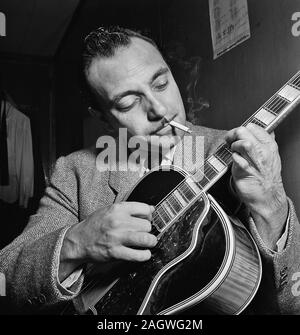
[87,38,167,96]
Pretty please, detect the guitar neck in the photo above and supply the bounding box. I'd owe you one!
[247,71,300,133]
[152,71,300,233]
[192,70,300,192]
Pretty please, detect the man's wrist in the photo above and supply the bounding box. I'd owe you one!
[249,196,289,249]
[59,224,86,283]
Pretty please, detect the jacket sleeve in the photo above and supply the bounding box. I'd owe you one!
[247,198,300,314]
[0,156,84,310]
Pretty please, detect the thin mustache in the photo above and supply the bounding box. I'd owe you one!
[150,116,176,134]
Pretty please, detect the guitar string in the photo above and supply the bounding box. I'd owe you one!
[291,73,300,86]
[152,84,297,228]
[152,85,294,224]
[288,72,300,87]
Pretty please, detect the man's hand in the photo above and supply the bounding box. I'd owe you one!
[59,202,157,282]
[225,123,288,249]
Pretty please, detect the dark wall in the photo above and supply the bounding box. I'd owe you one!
[54,61,84,158]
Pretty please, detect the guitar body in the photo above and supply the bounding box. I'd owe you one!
[69,166,261,315]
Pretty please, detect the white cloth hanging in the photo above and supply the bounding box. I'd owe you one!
[0,101,34,208]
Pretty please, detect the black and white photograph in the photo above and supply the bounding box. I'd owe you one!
[0,0,300,329]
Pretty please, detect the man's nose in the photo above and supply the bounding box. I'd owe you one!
[147,95,168,121]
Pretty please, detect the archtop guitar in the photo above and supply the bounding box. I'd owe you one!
[62,71,300,315]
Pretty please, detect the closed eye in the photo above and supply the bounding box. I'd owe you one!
[116,96,140,112]
[153,78,169,91]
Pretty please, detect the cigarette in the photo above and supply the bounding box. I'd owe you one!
[168,120,192,133]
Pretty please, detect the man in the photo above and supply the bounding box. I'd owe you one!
[0,26,300,314]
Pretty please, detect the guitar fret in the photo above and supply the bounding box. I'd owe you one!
[182,183,196,200]
[250,117,266,128]
[263,105,278,116]
[290,82,300,90]
[254,108,276,125]
[173,190,188,207]
[264,95,289,115]
[196,161,218,187]
[167,194,183,213]
[156,205,171,223]
[290,74,300,88]
[207,155,226,172]
[205,160,218,174]
[186,177,201,194]
[278,84,300,102]
[178,182,195,201]
[152,213,165,230]
[164,199,177,216]
[215,145,232,166]
[193,167,209,187]
[293,78,300,88]
[177,186,189,203]
[198,178,210,190]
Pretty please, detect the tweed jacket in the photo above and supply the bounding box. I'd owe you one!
[0,123,300,314]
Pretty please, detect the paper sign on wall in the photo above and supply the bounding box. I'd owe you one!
[0,12,6,36]
[209,0,250,59]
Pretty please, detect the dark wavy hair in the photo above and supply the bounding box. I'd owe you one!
[81,26,159,113]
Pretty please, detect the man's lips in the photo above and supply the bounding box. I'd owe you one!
[150,116,176,135]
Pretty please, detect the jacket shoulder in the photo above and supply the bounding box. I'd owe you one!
[61,146,98,171]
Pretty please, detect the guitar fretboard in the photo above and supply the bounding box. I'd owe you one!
[152,71,300,233]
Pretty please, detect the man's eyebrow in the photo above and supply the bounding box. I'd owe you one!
[150,67,169,83]
[112,67,170,105]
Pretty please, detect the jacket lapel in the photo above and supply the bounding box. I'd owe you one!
[108,122,205,201]
[108,169,140,203]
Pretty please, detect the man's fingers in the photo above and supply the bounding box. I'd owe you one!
[226,125,275,148]
[246,123,273,142]
[230,139,260,170]
[231,139,252,155]
[123,231,158,248]
[126,217,153,232]
[109,246,152,262]
[120,202,155,220]
[231,152,251,171]
[225,126,259,146]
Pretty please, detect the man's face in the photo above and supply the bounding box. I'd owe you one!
[87,37,186,151]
